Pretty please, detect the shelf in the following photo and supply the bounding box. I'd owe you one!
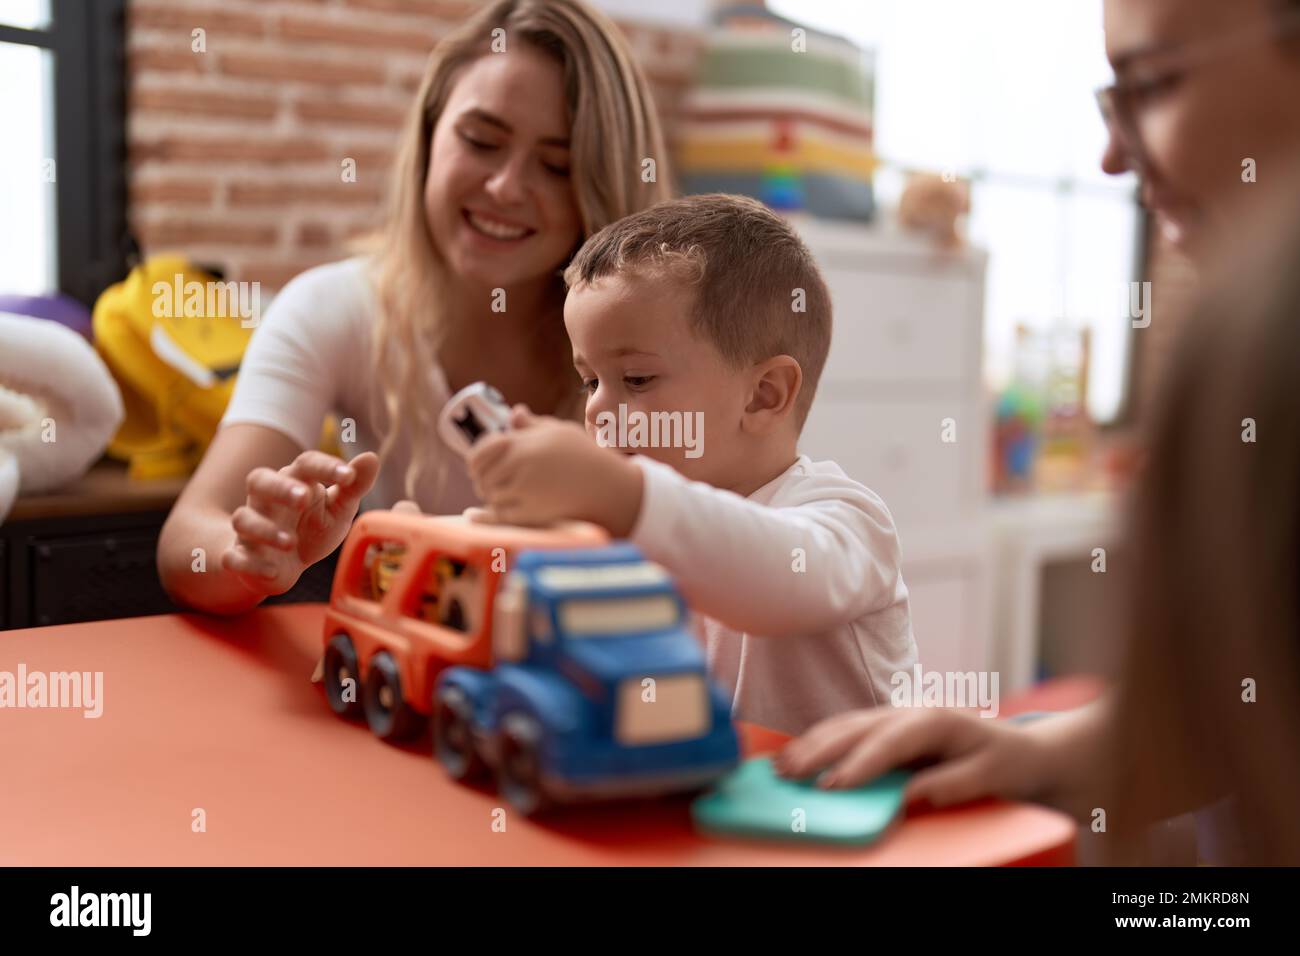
[7,459,187,522]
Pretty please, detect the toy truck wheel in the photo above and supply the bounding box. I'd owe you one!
[323,634,363,719]
[496,712,550,816]
[362,651,424,741]
[433,686,486,780]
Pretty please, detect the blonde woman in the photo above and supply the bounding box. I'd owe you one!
[158,0,670,613]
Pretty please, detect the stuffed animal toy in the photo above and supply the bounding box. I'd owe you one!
[897,172,971,247]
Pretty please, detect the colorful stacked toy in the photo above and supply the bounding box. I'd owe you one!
[676,4,878,222]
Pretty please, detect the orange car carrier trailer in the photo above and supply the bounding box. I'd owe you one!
[320,511,606,740]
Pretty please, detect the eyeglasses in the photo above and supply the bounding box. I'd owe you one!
[1095,8,1300,173]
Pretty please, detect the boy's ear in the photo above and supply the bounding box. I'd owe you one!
[742,355,802,433]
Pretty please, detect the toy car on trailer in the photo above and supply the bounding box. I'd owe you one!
[434,544,740,815]
[320,510,605,739]
[437,381,511,457]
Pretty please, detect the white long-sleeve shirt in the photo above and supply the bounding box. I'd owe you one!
[629,454,916,735]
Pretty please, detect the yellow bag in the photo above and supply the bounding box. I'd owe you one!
[92,256,254,480]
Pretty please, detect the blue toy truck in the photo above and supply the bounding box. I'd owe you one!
[433,544,740,814]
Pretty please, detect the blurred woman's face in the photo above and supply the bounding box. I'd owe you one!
[424,45,582,290]
[1101,0,1300,254]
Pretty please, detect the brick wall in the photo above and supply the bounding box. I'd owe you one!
[125,0,705,290]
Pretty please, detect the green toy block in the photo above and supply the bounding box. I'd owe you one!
[691,756,910,846]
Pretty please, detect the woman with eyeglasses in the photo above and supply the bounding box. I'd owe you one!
[1096,0,1300,251]
[777,0,1300,865]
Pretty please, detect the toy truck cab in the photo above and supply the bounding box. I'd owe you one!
[434,544,739,814]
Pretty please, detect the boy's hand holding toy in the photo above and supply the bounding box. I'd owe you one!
[467,406,642,535]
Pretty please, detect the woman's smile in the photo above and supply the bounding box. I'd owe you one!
[462,207,534,243]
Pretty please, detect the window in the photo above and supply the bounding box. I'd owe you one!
[0,1,54,294]
[769,0,1142,423]
[0,0,128,305]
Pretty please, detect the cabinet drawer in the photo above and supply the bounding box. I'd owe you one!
[28,531,175,626]
[800,397,977,531]
[820,268,974,387]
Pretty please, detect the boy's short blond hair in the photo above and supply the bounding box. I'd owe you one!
[563,193,832,427]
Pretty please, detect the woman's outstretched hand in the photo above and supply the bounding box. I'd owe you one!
[773,707,1053,809]
[221,450,380,597]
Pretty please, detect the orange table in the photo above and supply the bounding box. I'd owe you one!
[0,605,1076,865]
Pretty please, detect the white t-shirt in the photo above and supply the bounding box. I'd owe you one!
[221,257,478,513]
[629,454,917,735]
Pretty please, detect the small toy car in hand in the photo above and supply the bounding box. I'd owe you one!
[438,381,511,457]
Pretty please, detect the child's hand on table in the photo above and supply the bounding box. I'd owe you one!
[774,707,1055,809]
[467,406,642,534]
[223,450,380,597]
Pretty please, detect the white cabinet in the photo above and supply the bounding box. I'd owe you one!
[793,218,992,676]
[802,396,972,529]
[988,492,1121,691]
[900,523,993,677]
[819,270,973,387]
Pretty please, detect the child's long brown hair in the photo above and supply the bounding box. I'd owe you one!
[1108,196,1300,864]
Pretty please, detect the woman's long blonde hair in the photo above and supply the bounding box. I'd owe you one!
[366,0,671,498]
